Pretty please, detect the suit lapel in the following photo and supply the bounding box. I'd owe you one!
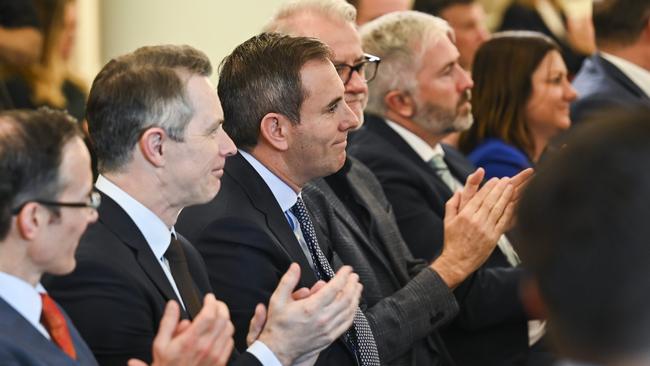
[596,54,650,101]
[96,192,187,316]
[364,115,455,197]
[226,154,319,285]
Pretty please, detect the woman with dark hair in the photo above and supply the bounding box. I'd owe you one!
[459,31,577,179]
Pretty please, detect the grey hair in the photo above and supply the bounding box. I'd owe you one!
[360,11,453,116]
[263,0,357,33]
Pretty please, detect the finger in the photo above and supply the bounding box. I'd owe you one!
[207,321,235,366]
[320,272,360,322]
[269,263,301,307]
[246,303,267,346]
[485,183,514,228]
[309,280,327,295]
[292,287,311,300]
[173,319,191,337]
[444,191,461,223]
[474,179,511,224]
[325,278,362,337]
[462,177,499,215]
[216,337,235,366]
[155,300,181,347]
[127,359,147,366]
[511,168,534,191]
[306,266,353,307]
[495,201,516,233]
[459,168,484,209]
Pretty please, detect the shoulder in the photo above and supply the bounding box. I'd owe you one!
[468,139,531,178]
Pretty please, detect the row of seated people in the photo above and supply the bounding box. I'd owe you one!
[1,0,649,365]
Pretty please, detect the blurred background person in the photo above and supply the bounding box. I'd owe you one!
[499,0,595,77]
[3,0,86,121]
[571,0,650,124]
[459,31,577,179]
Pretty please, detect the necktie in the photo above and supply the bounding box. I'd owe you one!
[291,197,381,366]
[165,236,202,318]
[428,153,521,266]
[40,293,77,360]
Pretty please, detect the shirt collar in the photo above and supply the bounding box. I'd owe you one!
[96,175,174,260]
[239,150,298,212]
[600,52,650,98]
[0,272,46,335]
[385,119,445,162]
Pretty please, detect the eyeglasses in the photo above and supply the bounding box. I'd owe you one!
[11,191,102,215]
[334,53,381,86]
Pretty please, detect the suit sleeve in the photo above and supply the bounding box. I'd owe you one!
[43,254,157,366]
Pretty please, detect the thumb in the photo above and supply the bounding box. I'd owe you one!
[154,300,180,346]
[270,263,301,307]
[127,359,148,366]
[247,303,267,346]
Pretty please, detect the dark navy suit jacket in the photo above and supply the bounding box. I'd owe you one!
[0,297,97,365]
[571,54,650,123]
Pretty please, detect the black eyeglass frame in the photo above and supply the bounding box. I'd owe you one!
[11,191,102,215]
[334,53,381,86]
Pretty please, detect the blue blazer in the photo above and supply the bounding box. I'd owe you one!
[571,54,650,124]
[468,138,532,179]
[0,297,97,365]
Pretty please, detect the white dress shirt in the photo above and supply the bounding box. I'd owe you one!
[0,272,50,339]
[601,52,650,98]
[96,174,281,366]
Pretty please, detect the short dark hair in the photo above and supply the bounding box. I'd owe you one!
[217,32,332,150]
[412,0,475,16]
[86,45,212,173]
[459,31,559,160]
[0,108,81,240]
[515,106,650,362]
[593,0,650,47]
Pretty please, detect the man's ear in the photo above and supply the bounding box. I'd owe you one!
[384,90,416,119]
[139,127,167,167]
[15,202,48,240]
[521,275,548,320]
[259,113,291,151]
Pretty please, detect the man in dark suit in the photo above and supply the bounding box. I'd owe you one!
[351,11,550,366]
[516,107,650,366]
[256,2,523,365]
[43,45,362,366]
[570,0,650,124]
[0,108,242,366]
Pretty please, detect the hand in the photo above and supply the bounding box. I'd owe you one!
[128,294,235,366]
[431,177,514,289]
[257,263,362,366]
[506,168,534,230]
[246,280,328,346]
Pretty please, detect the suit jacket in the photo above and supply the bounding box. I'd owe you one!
[176,153,358,366]
[42,192,260,366]
[0,297,97,365]
[571,54,650,123]
[303,157,458,366]
[349,114,535,366]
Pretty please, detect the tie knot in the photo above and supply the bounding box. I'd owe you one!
[428,154,448,171]
[165,236,186,263]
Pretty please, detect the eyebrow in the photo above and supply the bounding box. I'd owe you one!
[204,119,223,134]
[323,96,343,112]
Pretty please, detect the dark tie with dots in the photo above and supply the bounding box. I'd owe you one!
[291,197,381,366]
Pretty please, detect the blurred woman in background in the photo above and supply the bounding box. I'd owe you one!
[459,31,577,178]
[4,0,86,121]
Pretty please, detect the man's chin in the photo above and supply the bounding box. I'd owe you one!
[453,113,474,132]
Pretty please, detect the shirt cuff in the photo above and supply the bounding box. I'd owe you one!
[247,340,283,366]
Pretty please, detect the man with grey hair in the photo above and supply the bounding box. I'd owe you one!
[44,44,362,366]
[256,1,533,365]
[350,11,552,366]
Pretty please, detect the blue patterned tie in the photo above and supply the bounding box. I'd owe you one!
[291,197,381,366]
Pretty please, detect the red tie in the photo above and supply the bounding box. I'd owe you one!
[40,293,77,360]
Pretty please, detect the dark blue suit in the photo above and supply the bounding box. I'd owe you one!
[0,297,97,365]
[571,54,650,123]
[468,138,532,179]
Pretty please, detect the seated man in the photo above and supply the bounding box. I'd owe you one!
[0,108,236,366]
[43,45,361,366]
[515,106,650,366]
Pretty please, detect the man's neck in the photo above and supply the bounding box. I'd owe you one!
[102,171,179,228]
[0,242,39,286]
[384,110,446,147]
[248,146,305,193]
